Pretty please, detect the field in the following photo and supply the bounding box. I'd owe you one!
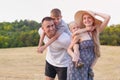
[0,46,120,80]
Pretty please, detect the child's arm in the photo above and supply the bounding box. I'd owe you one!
[41,23,68,50]
[46,31,61,45]
[37,32,45,53]
[67,43,79,62]
[73,44,80,60]
[67,36,80,61]
[72,27,91,38]
[39,31,61,53]
[67,42,74,58]
[38,32,45,47]
[39,24,67,53]
[67,42,77,61]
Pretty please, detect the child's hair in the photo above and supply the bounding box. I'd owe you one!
[50,8,61,17]
[69,21,75,31]
[69,21,79,32]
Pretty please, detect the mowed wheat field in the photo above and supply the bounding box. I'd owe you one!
[0,46,120,80]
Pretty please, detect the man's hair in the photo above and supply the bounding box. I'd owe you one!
[41,17,53,24]
[50,8,61,17]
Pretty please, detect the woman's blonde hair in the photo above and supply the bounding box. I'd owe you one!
[92,27,101,57]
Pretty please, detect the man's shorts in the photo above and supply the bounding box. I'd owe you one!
[45,61,67,80]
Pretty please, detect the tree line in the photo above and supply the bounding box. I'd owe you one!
[0,20,120,48]
[100,24,120,46]
[0,20,40,48]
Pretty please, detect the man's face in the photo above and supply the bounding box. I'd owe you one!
[42,20,56,38]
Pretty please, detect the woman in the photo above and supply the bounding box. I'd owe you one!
[67,10,110,80]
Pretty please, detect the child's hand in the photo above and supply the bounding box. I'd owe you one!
[86,26,96,32]
[86,27,92,32]
[37,47,42,53]
[91,26,96,31]
[37,46,46,53]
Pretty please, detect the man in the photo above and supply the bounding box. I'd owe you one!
[37,8,71,53]
[38,17,71,80]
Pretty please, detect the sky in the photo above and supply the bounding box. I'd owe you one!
[0,0,120,25]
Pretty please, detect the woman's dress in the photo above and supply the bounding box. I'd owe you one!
[67,40,95,80]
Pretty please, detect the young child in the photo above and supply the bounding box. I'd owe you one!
[37,8,71,53]
[68,21,93,68]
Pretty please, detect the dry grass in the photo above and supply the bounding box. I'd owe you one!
[0,47,45,80]
[94,46,120,80]
[0,46,120,80]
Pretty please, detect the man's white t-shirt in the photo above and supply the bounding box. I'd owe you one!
[38,28,71,67]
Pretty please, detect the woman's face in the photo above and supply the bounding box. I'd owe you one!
[82,14,94,27]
